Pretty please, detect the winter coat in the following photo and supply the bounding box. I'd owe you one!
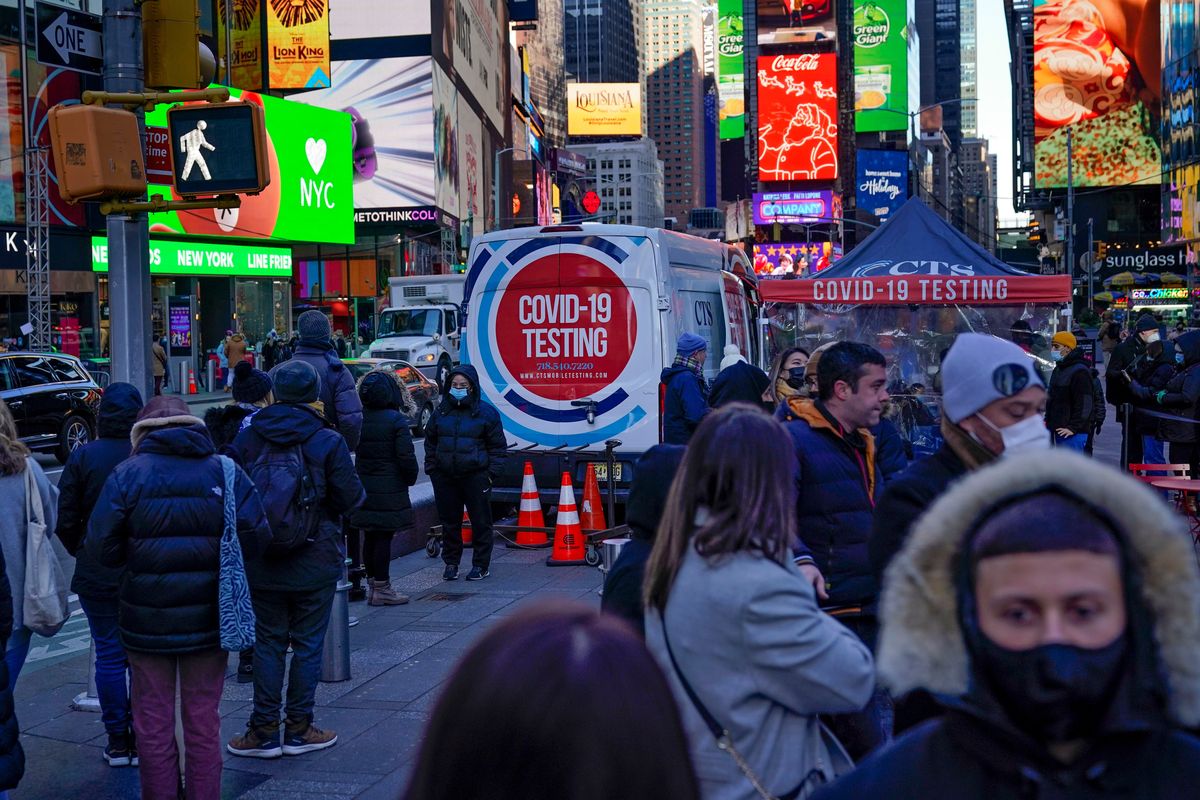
[290,339,364,450]
[778,397,881,608]
[645,547,874,800]
[88,419,271,655]
[1046,348,1094,434]
[708,361,770,411]
[660,364,709,444]
[816,451,1200,800]
[203,403,255,456]
[231,402,365,592]
[349,372,419,532]
[224,333,248,367]
[0,458,58,638]
[1152,331,1200,445]
[424,365,506,480]
[1133,342,1179,437]
[56,383,142,599]
[1106,335,1146,408]
[872,418,908,483]
[151,342,167,378]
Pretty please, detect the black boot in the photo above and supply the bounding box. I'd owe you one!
[348,566,367,602]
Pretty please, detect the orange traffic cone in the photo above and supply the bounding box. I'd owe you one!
[580,464,607,532]
[460,508,474,547]
[515,462,549,547]
[547,472,587,566]
[188,368,197,395]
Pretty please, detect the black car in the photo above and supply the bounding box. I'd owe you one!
[0,352,102,463]
[341,358,441,436]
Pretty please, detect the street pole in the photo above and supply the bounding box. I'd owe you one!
[1087,217,1095,312]
[1065,127,1074,283]
[492,148,502,232]
[104,0,153,396]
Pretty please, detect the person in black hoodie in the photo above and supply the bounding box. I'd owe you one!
[349,371,420,606]
[227,359,365,760]
[425,364,506,582]
[600,444,685,636]
[88,395,271,800]
[708,345,771,411]
[203,361,273,456]
[1045,331,1094,452]
[1135,330,1200,476]
[55,382,144,767]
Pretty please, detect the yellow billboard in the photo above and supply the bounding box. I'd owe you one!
[567,83,642,136]
[267,0,331,89]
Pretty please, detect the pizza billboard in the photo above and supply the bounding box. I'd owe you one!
[757,53,839,181]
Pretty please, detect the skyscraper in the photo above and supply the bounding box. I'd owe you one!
[516,0,568,145]
[564,0,642,83]
[960,138,996,250]
[917,0,962,150]
[960,0,978,137]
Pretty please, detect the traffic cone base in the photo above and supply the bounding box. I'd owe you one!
[460,508,473,548]
[580,464,607,532]
[515,461,550,548]
[547,472,587,566]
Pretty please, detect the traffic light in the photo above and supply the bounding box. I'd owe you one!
[47,104,147,203]
[166,102,269,196]
[1028,220,1045,244]
[142,0,202,89]
[1096,241,1108,262]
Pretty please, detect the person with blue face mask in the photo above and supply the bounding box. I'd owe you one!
[1046,331,1095,452]
[424,365,507,581]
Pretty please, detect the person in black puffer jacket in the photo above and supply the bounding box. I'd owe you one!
[290,310,363,449]
[1138,330,1200,476]
[203,361,273,456]
[349,371,419,606]
[1045,332,1094,451]
[55,382,143,767]
[425,364,506,582]
[88,395,271,800]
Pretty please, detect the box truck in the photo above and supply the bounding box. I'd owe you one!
[367,274,465,387]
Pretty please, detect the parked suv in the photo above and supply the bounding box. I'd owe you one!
[0,352,102,463]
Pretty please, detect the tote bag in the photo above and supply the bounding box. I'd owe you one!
[23,459,68,637]
[217,456,256,652]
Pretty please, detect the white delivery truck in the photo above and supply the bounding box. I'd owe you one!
[463,223,762,512]
[368,274,465,387]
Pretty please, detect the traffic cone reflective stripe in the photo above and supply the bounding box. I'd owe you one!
[460,508,473,547]
[516,461,549,547]
[547,472,586,566]
[580,464,607,532]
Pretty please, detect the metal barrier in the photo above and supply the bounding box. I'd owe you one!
[320,560,352,683]
[206,359,217,394]
[69,641,101,712]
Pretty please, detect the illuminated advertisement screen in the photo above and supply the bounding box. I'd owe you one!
[756,0,835,45]
[757,54,839,181]
[717,0,745,139]
[752,241,842,277]
[266,0,331,89]
[856,149,908,219]
[91,237,293,278]
[1033,0,1160,187]
[567,83,642,136]
[853,0,908,133]
[217,0,264,90]
[752,190,835,224]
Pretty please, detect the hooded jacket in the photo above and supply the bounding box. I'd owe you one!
[779,396,881,608]
[203,403,255,456]
[56,383,143,599]
[224,333,248,367]
[659,363,709,444]
[424,365,506,479]
[1152,331,1200,444]
[231,402,366,592]
[289,339,364,449]
[87,418,271,654]
[1046,348,1095,434]
[708,360,770,411]
[349,371,420,532]
[816,452,1200,799]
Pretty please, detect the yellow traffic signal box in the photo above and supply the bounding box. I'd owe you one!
[47,104,147,203]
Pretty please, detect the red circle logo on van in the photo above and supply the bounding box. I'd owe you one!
[496,252,637,401]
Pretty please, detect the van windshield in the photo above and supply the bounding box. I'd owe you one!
[378,309,440,339]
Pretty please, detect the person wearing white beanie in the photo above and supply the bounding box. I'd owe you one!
[709,345,770,410]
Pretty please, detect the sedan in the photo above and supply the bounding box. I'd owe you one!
[341,358,441,436]
[0,352,102,463]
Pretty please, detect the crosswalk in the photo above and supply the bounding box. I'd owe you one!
[23,595,91,672]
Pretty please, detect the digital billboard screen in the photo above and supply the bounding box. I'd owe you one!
[752,190,836,225]
[266,0,331,89]
[856,149,908,219]
[756,0,836,45]
[757,54,839,181]
[853,0,908,133]
[1033,0,1161,187]
[752,241,841,277]
[717,0,745,139]
[567,83,642,136]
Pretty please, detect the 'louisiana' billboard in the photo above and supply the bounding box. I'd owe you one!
[757,54,838,181]
[567,83,642,136]
[1033,0,1160,187]
[853,0,908,133]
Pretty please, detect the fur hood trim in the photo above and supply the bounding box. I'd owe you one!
[131,414,205,451]
[877,450,1200,726]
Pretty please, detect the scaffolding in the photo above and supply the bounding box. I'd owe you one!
[23,147,50,351]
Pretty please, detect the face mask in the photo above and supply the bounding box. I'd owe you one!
[785,367,808,390]
[449,387,469,402]
[977,412,1051,456]
[1049,350,1065,362]
[973,634,1127,742]
[1176,352,1186,366]
[1143,331,1161,344]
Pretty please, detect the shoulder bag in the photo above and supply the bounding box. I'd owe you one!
[217,456,256,652]
[23,458,68,636]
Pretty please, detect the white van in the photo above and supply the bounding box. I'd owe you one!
[463,223,761,510]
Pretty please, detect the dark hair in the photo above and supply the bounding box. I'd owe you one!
[644,404,797,612]
[767,346,811,397]
[404,603,699,800]
[816,342,886,401]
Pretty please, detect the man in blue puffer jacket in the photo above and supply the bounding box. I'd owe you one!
[425,364,506,582]
[659,332,710,444]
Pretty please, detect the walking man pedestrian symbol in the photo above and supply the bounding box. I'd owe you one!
[179,120,215,181]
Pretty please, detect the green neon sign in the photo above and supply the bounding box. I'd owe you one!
[854,0,909,134]
[90,236,293,278]
[144,86,354,244]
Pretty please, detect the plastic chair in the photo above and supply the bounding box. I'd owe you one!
[1128,463,1191,483]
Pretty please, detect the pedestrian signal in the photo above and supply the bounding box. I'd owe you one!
[166,102,269,197]
[47,104,147,203]
[142,0,202,89]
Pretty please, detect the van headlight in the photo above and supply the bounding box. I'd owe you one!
[417,353,436,363]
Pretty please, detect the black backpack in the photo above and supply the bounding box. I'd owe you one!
[1090,369,1106,431]
[248,441,322,554]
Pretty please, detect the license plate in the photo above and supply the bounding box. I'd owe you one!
[591,462,623,482]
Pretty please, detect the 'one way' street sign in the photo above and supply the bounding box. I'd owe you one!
[35,4,103,75]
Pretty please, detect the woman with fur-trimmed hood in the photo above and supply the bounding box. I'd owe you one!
[816,451,1200,799]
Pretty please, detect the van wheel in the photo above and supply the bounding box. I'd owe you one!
[437,357,452,390]
[56,416,93,464]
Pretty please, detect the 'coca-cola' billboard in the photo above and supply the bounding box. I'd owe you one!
[757,54,838,182]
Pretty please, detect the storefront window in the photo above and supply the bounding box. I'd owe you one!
[236,278,276,345]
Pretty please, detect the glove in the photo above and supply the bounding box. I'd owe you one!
[1130,381,1152,401]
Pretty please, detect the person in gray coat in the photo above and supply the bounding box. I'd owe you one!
[643,403,875,800]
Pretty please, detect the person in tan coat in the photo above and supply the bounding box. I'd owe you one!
[224,332,248,392]
[151,339,168,396]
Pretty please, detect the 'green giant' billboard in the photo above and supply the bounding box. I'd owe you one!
[717,0,744,140]
[144,87,355,244]
[853,0,908,134]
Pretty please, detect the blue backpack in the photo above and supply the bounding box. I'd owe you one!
[248,441,322,554]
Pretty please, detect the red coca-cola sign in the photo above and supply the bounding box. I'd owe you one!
[757,53,839,182]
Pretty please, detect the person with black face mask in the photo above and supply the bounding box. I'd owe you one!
[815,451,1200,799]
[763,347,811,409]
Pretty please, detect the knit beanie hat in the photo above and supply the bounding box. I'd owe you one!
[298,309,332,342]
[719,344,745,370]
[677,332,707,357]
[1135,314,1159,334]
[941,333,1045,424]
[232,360,273,404]
[1052,331,1078,350]
[969,490,1121,568]
[271,359,321,404]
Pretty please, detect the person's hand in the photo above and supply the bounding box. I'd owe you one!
[1056,427,1075,438]
[1129,380,1151,401]
[799,563,828,601]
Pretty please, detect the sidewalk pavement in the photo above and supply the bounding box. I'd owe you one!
[12,543,602,799]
